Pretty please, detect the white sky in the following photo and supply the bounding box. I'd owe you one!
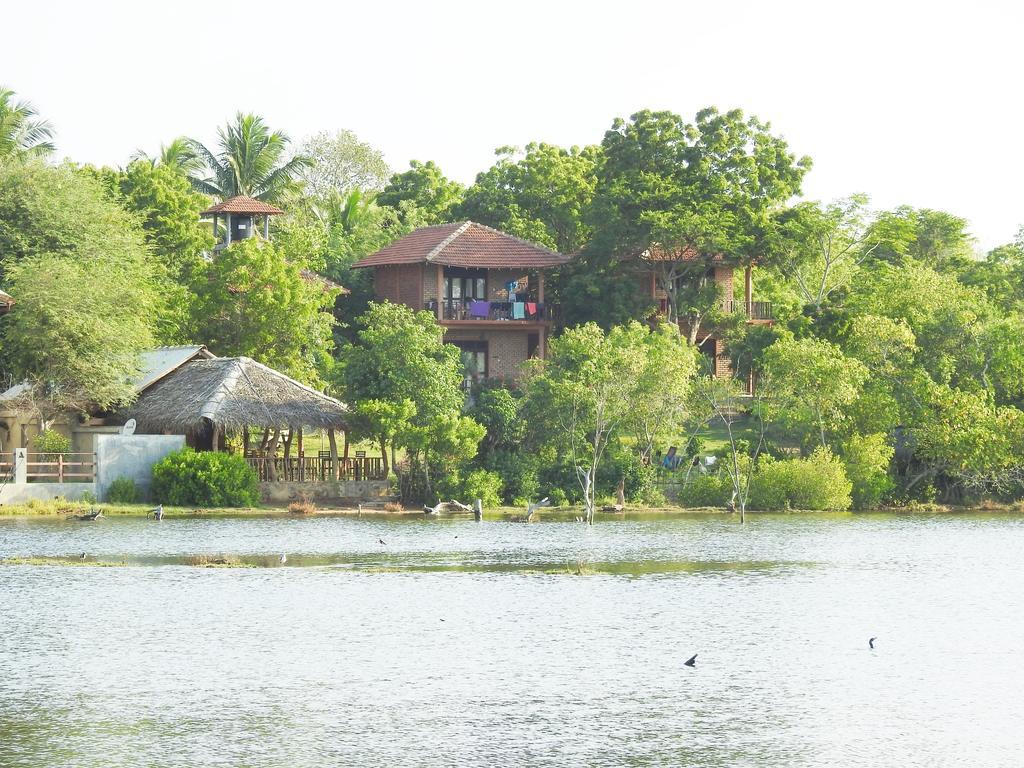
[3,0,1020,250]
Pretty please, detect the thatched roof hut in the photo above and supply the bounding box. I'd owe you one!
[127,357,349,438]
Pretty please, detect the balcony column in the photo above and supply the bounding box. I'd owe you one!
[744,265,753,315]
[538,270,545,304]
[435,265,443,321]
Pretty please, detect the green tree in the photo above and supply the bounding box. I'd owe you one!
[189,238,337,383]
[378,160,464,225]
[4,251,160,426]
[458,143,600,253]
[341,302,480,494]
[0,87,55,162]
[762,337,868,450]
[868,206,976,273]
[772,195,878,311]
[130,137,206,177]
[524,321,668,523]
[578,108,810,337]
[299,130,390,196]
[188,113,310,202]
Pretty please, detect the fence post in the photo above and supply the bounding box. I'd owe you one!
[57,454,64,483]
[14,448,27,484]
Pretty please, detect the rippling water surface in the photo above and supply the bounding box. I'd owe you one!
[1,513,1022,767]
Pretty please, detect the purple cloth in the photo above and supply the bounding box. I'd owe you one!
[469,300,490,318]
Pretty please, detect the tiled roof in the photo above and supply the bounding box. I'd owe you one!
[300,269,349,294]
[642,246,725,263]
[352,222,570,269]
[201,196,285,216]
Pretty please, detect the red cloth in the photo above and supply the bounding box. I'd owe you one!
[526,302,537,316]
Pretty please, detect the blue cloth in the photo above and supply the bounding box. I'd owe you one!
[512,302,525,319]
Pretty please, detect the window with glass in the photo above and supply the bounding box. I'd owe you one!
[452,341,488,389]
[444,268,487,318]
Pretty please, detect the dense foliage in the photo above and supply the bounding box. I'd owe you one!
[2,87,1022,513]
[150,448,260,507]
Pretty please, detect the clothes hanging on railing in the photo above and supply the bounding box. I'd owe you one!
[511,302,525,319]
[469,300,490,318]
[526,302,537,317]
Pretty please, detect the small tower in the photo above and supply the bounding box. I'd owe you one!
[200,195,284,250]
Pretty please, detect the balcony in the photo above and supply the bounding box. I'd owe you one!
[722,300,772,321]
[427,299,557,322]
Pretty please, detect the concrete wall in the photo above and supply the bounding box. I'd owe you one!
[0,481,97,504]
[260,479,392,505]
[95,434,185,501]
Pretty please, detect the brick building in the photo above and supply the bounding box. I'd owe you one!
[352,222,569,385]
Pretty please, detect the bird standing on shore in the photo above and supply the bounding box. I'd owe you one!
[279,553,287,565]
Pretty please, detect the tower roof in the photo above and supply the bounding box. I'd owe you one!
[201,196,285,216]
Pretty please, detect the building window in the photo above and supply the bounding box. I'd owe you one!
[444,268,487,302]
[451,340,488,389]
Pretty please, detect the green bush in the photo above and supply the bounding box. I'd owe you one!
[106,476,139,504]
[750,447,852,511]
[486,448,540,504]
[34,429,70,456]
[678,472,732,507]
[150,448,259,507]
[841,433,895,510]
[437,467,503,507]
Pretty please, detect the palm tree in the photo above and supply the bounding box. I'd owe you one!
[0,87,55,161]
[130,137,206,176]
[187,113,310,203]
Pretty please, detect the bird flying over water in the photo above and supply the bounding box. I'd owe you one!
[684,654,697,668]
[869,637,877,649]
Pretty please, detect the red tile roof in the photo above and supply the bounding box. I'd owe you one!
[352,222,570,269]
[642,246,726,263]
[201,196,285,216]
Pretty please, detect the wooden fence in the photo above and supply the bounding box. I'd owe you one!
[0,452,97,482]
[245,455,386,483]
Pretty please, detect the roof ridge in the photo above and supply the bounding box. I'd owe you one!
[425,221,472,263]
[199,358,245,422]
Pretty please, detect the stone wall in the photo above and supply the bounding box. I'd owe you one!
[260,479,392,505]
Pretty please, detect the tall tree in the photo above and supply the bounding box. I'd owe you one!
[188,238,337,383]
[299,130,390,196]
[0,87,55,162]
[868,206,976,273]
[378,160,464,225]
[458,143,600,253]
[187,113,310,202]
[575,108,811,336]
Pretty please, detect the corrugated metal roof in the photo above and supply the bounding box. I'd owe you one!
[352,222,570,269]
[134,346,215,391]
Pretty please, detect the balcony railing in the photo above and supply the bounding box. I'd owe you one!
[723,300,772,321]
[427,299,556,322]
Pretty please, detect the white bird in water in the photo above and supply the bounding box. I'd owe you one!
[279,553,287,565]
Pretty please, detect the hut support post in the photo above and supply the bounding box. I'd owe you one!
[297,428,304,480]
[282,430,293,480]
[327,428,339,481]
[266,428,281,482]
[343,429,350,459]
[259,428,271,452]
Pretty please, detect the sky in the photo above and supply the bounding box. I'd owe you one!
[3,0,1021,250]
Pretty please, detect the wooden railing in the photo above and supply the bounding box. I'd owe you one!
[722,300,773,321]
[3,452,98,482]
[245,455,386,483]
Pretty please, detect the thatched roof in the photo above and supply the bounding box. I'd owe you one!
[127,357,349,435]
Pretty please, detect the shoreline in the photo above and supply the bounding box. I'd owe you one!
[1,500,1021,519]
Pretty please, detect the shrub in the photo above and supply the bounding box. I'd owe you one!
[486,448,540,504]
[678,472,732,507]
[288,493,315,515]
[150,448,259,507]
[841,433,895,510]
[106,476,139,504]
[750,447,852,511]
[439,468,503,507]
[34,429,70,456]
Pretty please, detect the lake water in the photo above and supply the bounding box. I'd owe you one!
[1,512,1022,767]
